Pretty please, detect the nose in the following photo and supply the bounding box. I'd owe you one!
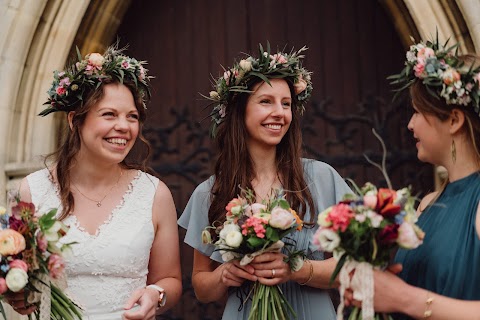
[271,101,285,117]
[114,116,129,131]
[407,115,414,131]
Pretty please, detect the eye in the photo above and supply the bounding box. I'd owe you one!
[102,111,115,117]
[260,99,270,104]
[282,101,292,108]
[128,113,139,120]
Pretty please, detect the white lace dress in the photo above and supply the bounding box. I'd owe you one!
[27,169,158,320]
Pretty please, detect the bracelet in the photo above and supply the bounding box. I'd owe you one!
[299,259,314,286]
[423,292,434,318]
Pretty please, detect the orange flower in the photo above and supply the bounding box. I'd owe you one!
[289,209,303,231]
[0,229,26,255]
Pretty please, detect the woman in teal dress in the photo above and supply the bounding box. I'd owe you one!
[346,38,480,319]
[178,45,351,319]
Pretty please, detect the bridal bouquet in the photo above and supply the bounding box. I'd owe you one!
[0,201,82,320]
[313,131,424,320]
[202,189,304,320]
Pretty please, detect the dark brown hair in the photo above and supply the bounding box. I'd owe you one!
[46,80,154,220]
[208,78,315,225]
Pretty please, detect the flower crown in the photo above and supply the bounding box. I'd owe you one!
[205,43,313,135]
[389,34,480,114]
[40,45,152,116]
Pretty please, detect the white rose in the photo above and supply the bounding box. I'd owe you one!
[239,59,252,72]
[225,230,243,248]
[219,223,240,240]
[314,228,340,252]
[87,53,105,68]
[209,91,220,100]
[269,207,295,230]
[317,207,333,227]
[5,268,28,292]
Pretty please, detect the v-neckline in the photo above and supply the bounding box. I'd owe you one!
[49,169,142,238]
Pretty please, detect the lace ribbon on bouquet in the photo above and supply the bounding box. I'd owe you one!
[27,274,69,320]
[337,260,375,320]
[239,240,284,266]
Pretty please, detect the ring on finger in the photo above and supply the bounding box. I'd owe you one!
[271,268,276,277]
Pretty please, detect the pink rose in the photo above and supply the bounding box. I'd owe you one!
[269,207,295,230]
[47,254,65,279]
[397,222,423,249]
[294,75,308,95]
[223,70,232,85]
[363,194,377,209]
[245,203,267,217]
[417,47,435,60]
[9,259,28,272]
[414,63,425,78]
[326,204,354,232]
[0,278,7,294]
[56,86,66,96]
[0,229,26,255]
[36,232,48,252]
[121,60,130,69]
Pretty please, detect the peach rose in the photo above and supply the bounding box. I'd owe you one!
[294,76,308,95]
[87,53,105,68]
[0,229,26,255]
[47,254,65,279]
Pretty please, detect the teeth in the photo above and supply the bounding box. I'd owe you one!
[106,138,127,145]
[265,124,281,130]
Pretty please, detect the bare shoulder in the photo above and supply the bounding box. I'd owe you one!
[417,191,438,215]
[18,177,32,202]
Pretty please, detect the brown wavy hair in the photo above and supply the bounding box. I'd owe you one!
[46,80,155,220]
[208,78,315,225]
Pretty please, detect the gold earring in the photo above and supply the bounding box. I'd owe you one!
[451,139,456,164]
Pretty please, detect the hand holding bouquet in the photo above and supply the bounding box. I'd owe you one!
[0,201,82,320]
[313,130,425,320]
[202,189,304,320]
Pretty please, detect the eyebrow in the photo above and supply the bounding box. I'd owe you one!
[254,94,292,100]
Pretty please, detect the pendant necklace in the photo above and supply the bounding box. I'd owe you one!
[72,170,123,207]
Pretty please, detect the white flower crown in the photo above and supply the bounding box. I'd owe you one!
[204,43,313,136]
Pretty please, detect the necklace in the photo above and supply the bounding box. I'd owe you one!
[72,169,123,207]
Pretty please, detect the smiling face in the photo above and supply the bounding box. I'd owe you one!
[76,83,140,165]
[244,78,293,151]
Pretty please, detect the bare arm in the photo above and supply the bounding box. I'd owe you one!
[124,180,182,319]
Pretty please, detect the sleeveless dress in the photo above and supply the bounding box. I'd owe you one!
[178,159,351,320]
[394,171,480,319]
[27,169,158,320]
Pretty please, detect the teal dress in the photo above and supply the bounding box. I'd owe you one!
[394,172,480,319]
[178,159,352,320]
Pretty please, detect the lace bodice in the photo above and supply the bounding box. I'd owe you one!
[27,169,158,319]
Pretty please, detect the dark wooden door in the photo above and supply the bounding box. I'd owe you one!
[116,1,433,319]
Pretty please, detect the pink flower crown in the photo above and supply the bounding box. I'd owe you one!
[389,34,480,113]
[204,43,313,136]
[40,45,152,116]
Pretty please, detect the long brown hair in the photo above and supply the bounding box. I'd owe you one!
[46,80,154,220]
[209,78,315,225]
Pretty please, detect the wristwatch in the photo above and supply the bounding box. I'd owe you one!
[146,284,167,308]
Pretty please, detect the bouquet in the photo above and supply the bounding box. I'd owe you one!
[202,189,305,320]
[313,130,425,320]
[0,201,82,320]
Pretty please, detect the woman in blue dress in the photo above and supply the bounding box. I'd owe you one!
[347,38,480,319]
[178,45,351,319]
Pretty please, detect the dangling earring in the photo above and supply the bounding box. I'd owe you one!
[451,139,456,164]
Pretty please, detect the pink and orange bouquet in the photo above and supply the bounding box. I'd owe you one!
[0,201,82,320]
[313,182,424,320]
[202,189,304,320]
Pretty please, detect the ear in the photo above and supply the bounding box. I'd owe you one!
[67,112,75,131]
[449,109,465,135]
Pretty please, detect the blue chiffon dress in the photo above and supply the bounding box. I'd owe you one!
[178,159,352,319]
[394,172,480,319]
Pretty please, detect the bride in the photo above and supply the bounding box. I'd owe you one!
[5,46,182,319]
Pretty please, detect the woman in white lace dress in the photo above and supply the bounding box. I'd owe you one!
[5,47,182,319]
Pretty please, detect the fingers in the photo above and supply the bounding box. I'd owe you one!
[221,262,257,287]
[123,291,156,320]
[386,263,403,274]
[123,288,144,310]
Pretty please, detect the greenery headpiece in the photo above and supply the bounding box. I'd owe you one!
[205,43,313,135]
[40,45,152,116]
[389,35,480,114]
